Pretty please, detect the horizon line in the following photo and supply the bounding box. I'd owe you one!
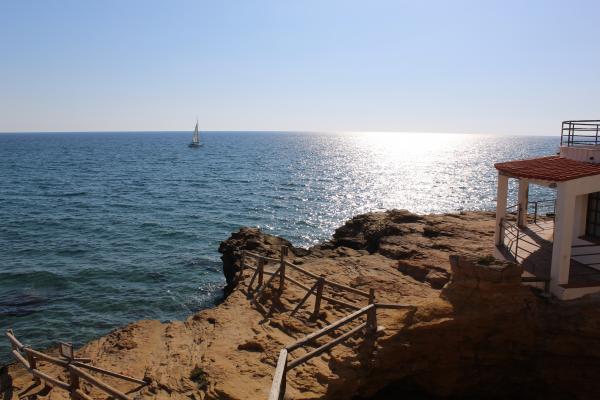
[0,130,557,137]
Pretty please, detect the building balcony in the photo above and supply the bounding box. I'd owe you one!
[497,216,600,297]
[562,120,600,147]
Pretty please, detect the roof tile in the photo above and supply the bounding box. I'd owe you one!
[494,156,600,182]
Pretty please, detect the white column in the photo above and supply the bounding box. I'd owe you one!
[550,182,576,286]
[495,173,509,246]
[517,179,529,227]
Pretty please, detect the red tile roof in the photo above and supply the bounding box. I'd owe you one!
[494,156,600,182]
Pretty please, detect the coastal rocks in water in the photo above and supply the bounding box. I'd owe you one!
[218,227,294,293]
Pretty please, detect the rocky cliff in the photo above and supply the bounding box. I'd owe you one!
[3,210,600,400]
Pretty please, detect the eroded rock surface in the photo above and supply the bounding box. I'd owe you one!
[4,210,600,400]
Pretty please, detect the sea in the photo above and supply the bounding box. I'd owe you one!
[0,131,557,362]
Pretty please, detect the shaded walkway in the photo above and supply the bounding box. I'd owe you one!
[498,220,600,286]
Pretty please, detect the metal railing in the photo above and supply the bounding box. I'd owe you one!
[561,120,600,146]
[499,218,551,294]
[527,199,556,223]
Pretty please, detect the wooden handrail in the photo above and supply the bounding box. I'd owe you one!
[11,349,30,369]
[286,260,370,299]
[23,347,70,367]
[72,362,148,386]
[243,264,277,276]
[283,260,320,280]
[244,251,280,263]
[6,330,147,400]
[240,248,415,399]
[284,275,311,292]
[286,260,371,298]
[323,279,370,298]
[69,365,132,400]
[320,292,361,310]
[267,301,411,399]
[286,304,373,351]
[268,349,288,400]
[287,322,367,370]
[252,265,283,300]
[32,368,71,390]
[6,330,25,351]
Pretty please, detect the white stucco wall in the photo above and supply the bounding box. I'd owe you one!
[573,194,589,239]
[560,145,600,164]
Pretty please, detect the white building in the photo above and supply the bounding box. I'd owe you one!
[494,120,600,300]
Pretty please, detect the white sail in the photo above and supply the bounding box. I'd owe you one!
[192,122,200,144]
[189,120,202,147]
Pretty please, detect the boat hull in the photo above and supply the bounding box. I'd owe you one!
[188,143,203,148]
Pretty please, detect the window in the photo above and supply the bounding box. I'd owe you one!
[586,192,600,239]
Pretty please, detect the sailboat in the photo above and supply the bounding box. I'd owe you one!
[188,120,202,148]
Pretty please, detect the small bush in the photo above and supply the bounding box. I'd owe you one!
[190,366,209,390]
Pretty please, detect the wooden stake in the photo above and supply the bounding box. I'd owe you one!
[252,265,282,301]
[69,365,80,400]
[310,277,325,320]
[257,258,264,289]
[239,250,246,280]
[367,288,377,336]
[291,280,318,316]
[279,246,288,294]
[25,350,40,383]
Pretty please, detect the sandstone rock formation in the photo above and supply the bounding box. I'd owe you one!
[3,210,600,400]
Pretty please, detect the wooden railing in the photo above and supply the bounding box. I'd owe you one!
[238,246,414,400]
[5,329,148,400]
[267,303,414,400]
[240,247,372,318]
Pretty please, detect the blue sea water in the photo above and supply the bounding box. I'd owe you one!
[0,131,557,362]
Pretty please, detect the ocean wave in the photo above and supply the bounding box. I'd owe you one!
[43,191,88,197]
[0,289,50,318]
[55,248,88,256]
[0,270,66,288]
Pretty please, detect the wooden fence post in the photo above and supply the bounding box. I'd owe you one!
[311,277,325,320]
[240,250,246,278]
[257,258,264,289]
[279,246,288,294]
[26,349,40,383]
[367,289,377,336]
[69,365,80,400]
[280,371,286,400]
[291,280,319,316]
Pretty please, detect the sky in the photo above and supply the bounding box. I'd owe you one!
[0,0,598,134]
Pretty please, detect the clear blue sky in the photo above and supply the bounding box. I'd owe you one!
[0,0,598,134]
